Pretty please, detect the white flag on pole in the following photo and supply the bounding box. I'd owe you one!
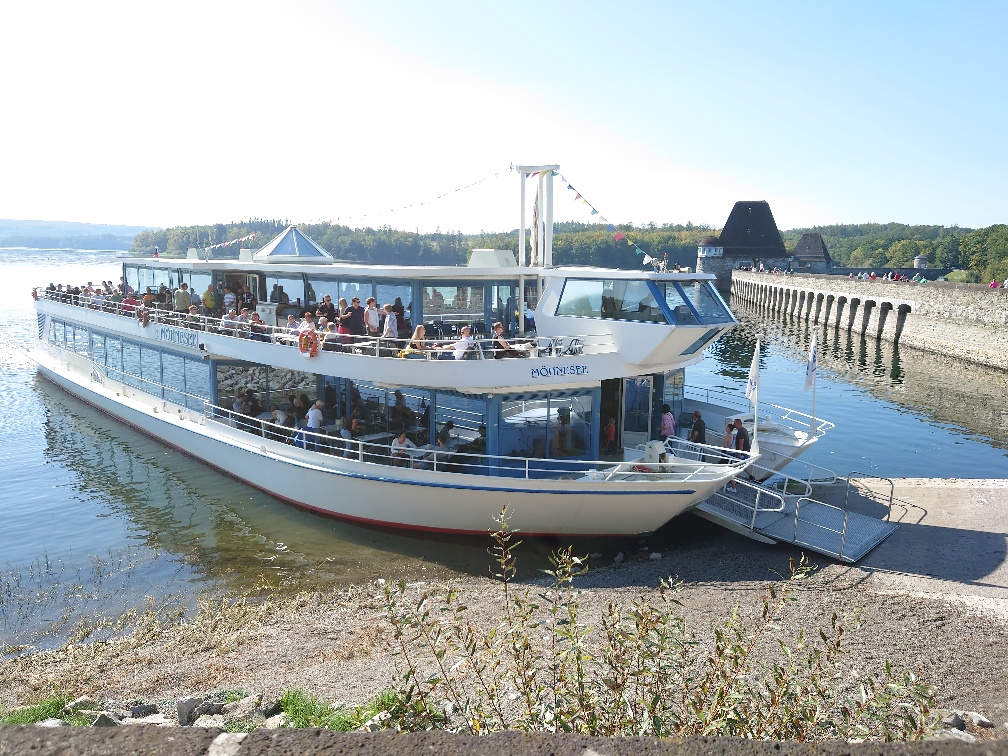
[745,339,760,407]
[804,332,818,392]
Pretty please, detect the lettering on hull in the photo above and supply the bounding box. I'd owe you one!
[155,325,200,349]
[531,364,588,379]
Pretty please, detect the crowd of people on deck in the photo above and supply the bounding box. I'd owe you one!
[42,279,539,359]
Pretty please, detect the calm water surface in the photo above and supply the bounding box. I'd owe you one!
[3,250,1006,645]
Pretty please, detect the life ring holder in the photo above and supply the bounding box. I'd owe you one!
[138,308,150,328]
[298,329,320,359]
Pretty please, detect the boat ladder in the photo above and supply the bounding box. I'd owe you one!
[693,472,898,563]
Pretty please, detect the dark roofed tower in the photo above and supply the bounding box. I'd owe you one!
[718,201,786,263]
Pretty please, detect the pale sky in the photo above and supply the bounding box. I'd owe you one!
[2,0,1004,233]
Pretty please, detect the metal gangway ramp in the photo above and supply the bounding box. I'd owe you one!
[694,471,899,563]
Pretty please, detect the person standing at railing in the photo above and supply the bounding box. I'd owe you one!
[379,304,399,356]
[305,400,325,452]
[173,283,192,314]
[364,297,381,338]
[202,284,218,314]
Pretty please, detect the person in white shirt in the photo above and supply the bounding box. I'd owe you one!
[390,430,417,467]
[298,311,317,331]
[438,325,474,360]
[305,400,325,451]
[364,297,381,337]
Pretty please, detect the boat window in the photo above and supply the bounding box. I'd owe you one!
[376,281,413,328]
[435,393,485,449]
[499,392,593,461]
[491,284,517,335]
[339,281,372,310]
[162,353,186,406]
[90,332,106,367]
[682,281,734,324]
[271,367,317,416]
[186,271,212,300]
[423,283,483,335]
[557,279,668,323]
[140,346,163,397]
[71,324,89,355]
[121,341,142,390]
[682,328,722,355]
[601,280,666,323]
[556,279,602,318]
[304,276,337,308]
[265,274,306,311]
[49,320,64,347]
[124,265,141,296]
[184,358,211,411]
[105,336,122,373]
[661,284,701,325]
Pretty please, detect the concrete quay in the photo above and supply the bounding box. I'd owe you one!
[3,728,1007,756]
[729,272,1008,370]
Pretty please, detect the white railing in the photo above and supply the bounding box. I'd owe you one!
[683,385,835,439]
[38,290,615,361]
[204,403,752,483]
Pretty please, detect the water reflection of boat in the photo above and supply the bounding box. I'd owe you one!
[30,165,762,536]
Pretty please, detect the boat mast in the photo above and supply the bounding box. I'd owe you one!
[514,164,558,335]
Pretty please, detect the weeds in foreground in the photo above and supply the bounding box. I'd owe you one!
[0,693,91,727]
[278,689,406,731]
[381,508,937,741]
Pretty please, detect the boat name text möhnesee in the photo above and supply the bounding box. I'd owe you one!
[531,364,589,379]
[155,325,200,349]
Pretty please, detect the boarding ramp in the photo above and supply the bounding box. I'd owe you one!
[693,469,898,563]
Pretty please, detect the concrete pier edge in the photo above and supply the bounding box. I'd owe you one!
[2,727,1006,755]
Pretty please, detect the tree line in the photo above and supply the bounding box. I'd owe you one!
[131,219,1008,283]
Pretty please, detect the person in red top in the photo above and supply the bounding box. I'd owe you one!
[121,292,140,314]
[604,417,617,455]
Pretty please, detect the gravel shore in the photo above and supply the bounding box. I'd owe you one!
[3,479,1007,736]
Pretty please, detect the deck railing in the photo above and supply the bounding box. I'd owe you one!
[204,402,755,483]
[683,385,835,438]
[37,290,615,360]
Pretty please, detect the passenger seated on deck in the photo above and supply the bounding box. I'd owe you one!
[390,430,416,467]
[491,321,522,358]
[438,326,474,360]
[417,436,448,470]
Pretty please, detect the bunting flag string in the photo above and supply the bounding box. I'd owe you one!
[331,171,504,227]
[550,170,667,272]
[205,232,257,251]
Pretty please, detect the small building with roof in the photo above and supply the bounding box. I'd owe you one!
[791,232,833,273]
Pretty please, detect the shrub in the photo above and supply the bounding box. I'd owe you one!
[380,509,937,740]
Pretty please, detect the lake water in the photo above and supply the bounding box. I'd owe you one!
[3,249,1006,646]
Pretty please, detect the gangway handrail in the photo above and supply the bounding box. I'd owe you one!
[793,496,849,560]
[845,473,895,522]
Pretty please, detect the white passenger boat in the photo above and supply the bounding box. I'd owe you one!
[29,166,763,536]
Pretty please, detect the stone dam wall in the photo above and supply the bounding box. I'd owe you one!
[729,272,1008,371]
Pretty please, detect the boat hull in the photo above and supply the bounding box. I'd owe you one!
[32,349,725,536]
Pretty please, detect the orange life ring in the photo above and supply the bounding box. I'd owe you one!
[298,329,320,358]
[31,288,39,301]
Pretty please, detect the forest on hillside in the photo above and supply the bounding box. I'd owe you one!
[130,219,1008,283]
